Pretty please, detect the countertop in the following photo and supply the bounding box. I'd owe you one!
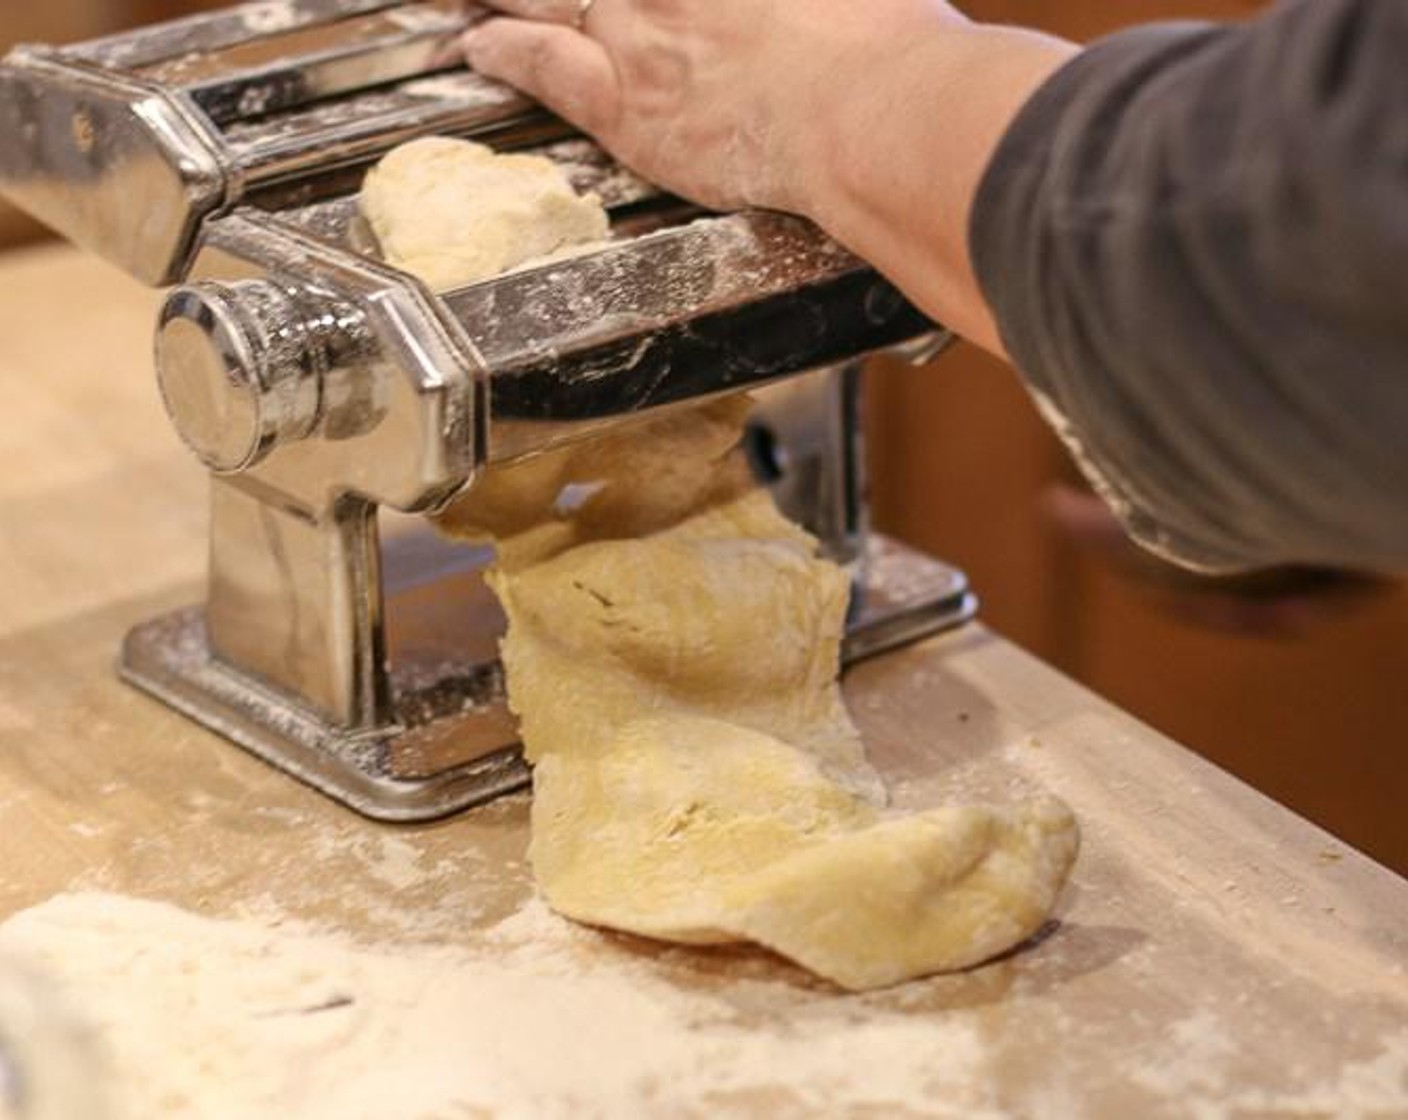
[0,243,1405,1118]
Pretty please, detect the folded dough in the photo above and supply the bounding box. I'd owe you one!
[482,481,1078,990]
[364,138,1079,990]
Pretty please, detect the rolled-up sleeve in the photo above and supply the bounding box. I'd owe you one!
[970,0,1408,573]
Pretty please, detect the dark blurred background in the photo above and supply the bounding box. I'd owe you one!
[3,0,1404,875]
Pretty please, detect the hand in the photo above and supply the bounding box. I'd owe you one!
[459,2,1074,354]
[459,0,969,215]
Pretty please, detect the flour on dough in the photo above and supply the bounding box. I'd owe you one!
[468,471,1077,990]
[365,136,1079,989]
[438,417,1078,989]
[360,136,609,290]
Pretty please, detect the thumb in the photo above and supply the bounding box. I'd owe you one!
[462,19,620,137]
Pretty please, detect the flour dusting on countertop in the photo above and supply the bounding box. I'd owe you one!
[0,892,1004,1120]
[3,889,1405,1120]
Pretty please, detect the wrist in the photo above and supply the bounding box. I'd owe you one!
[788,21,1077,349]
[743,7,973,216]
[778,9,970,211]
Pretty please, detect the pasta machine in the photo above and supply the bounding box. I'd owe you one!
[0,0,976,820]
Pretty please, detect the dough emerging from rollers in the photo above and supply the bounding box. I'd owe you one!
[365,139,1079,989]
[475,456,1078,990]
[360,136,609,290]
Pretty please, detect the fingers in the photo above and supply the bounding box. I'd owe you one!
[462,19,619,135]
[472,0,583,23]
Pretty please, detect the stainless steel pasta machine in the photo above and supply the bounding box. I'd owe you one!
[0,0,975,819]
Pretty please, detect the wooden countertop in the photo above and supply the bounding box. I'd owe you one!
[1,243,1405,1117]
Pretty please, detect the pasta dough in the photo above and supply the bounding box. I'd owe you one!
[361,136,609,290]
[363,138,1079,990]
[482,480,1077,990]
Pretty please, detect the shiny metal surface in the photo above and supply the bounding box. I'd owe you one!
[156,283,327,471]
[124,78,950,818]
[0,48,226,285]
[749,368,867,564]
[456,211,933,462]
[185,210,478,514]
[0,3,538,281]
[129,3,466,125]
[226,71,544,207]
[63,1,427,70]
[8,0,973,817]
[121,532,974,821]
[173,203,936,469]
[846,537,978,663]
[206,480,389,727]
[162,213,479,736]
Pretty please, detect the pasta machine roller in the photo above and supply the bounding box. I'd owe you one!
[0,0,976,820]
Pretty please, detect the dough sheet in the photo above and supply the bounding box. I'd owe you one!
[363,138,1079,990]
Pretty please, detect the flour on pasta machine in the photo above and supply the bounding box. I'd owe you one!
[0,0,976,820]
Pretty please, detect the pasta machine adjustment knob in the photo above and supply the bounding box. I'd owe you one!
[156,281,329,473]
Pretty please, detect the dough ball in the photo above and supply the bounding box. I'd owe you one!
[361,136,609,290]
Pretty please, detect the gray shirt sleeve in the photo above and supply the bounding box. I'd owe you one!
[969,0,1408,574]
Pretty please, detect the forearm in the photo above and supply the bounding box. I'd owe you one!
[795,24,1077,356]
[972,0,1408,572]
[459,0,1408,572]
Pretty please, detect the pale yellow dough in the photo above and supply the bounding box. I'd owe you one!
[530,713,1078,989]
[365,139,1079,990]
[482,481,1078,990]
[360,136,609,290]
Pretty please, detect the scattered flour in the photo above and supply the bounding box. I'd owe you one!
[1132,1008,1408,1120]
[0,699,34,733]
[239,1,299,35]
[356,833,428,892]
[0,892,1004,1120]
[1,892,1405,1119]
